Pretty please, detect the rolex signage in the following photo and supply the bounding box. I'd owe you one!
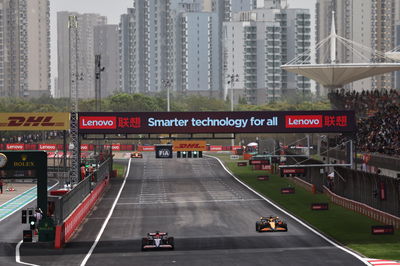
[0,151,45,170]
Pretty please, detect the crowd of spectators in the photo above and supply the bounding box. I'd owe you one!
[1,131,63,144]
[355,104,400,156]
[329,89,400,157]
[328,89,400,117]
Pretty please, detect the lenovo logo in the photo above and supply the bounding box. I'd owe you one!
[39,144,56,151]
[80,116,116,129]
[285,115,323,128]
[6,144,24,150]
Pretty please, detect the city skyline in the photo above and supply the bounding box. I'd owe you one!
[50,0,316,95]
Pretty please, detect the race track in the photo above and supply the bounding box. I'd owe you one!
[22,154,366,266]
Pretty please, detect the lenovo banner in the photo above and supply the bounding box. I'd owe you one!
[39,144,57,151]
[0,112,70,131]
[209,146,223,151]
[173,140,206,151]
[111,144,121,151]
[139,146,155,152]
[81,144,89,151]
[6,144,25,150]
[78,111,355,134]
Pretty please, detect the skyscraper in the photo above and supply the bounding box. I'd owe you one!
[223,4,311,104]
[119,8,135,94]
[94,24,120,98]
[119,0,222,97]
[56,12,106,99]
[119,1,170,94]
[0,0,50,98]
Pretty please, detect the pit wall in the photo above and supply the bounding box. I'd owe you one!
[54,177,109,248]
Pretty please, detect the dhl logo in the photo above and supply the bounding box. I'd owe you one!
[0,113,70,131]
[173,141,206,151]
[6,116,62,127]
[177,144,204,149]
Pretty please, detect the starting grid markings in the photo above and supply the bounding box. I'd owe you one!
[366,259,400,266]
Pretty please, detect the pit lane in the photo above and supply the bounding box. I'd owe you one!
[21,154,367,266]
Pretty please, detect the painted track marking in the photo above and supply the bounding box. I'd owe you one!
[207,155,370,266]
[15,182,59,266]
[80,158,132,266]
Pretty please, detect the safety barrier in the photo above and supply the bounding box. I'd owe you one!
[0,143,136,151]
[54,176,109,248]
[288,176,315,193]
[323,186,400,229]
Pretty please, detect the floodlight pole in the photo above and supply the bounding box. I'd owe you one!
[68,15,80,184]
[227,74,239,147]
[162,79,172,112]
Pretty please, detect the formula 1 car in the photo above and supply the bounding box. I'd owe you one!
[141,231,174,251]
[255,216,288,232]
[131,152,143,158]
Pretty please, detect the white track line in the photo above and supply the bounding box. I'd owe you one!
[15,241,40,266]
[206,155,369,266]
[117,198,263,205]
[15,181,59,266]
[80,158,132,266]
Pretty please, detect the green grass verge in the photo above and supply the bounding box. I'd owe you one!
[212,154,400,260]
[113,163,126,178]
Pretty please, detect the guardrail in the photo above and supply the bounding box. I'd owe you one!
[54,176,109,248]
[288,176,315,193]
[52,158,112,223]
[323,186,400,229]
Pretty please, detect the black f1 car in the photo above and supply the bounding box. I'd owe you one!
[141,231,174,251]
[256,216,288,232]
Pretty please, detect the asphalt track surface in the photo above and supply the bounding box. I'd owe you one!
[0,180,58,266]
[21,154,366,266]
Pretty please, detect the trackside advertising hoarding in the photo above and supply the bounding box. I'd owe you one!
[78,111,355,134]
[173,140,207,151]
[0,112,70,131]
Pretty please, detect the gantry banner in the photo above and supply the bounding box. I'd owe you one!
[0,113,70,131]
[78,111,355,134]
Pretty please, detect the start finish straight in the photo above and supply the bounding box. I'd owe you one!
[147,117,276,128]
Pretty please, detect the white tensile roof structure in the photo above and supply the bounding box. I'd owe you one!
[281,12,400,89]
[282,63,400,89]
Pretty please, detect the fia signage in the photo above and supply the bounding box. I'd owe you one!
[155,145,173,159]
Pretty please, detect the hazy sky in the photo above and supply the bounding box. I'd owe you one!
[49,0,316,91]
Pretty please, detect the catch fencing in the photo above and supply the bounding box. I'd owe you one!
[285,156,400,218]
[333,167,400,218]
[51,158,112,225]
[324,186,400,229]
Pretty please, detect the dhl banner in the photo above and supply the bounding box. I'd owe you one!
[173,140,206,151]
[0,113,70,131]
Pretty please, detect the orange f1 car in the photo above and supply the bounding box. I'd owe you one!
[131,152,143,158]
[256,216,288,232]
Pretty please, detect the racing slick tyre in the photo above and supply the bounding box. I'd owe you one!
[168,237,175,250]
[141,238,148,251]
[255,222,261,232]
